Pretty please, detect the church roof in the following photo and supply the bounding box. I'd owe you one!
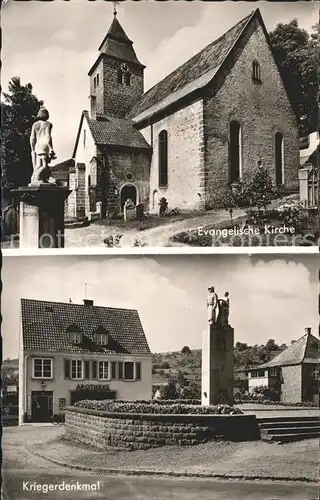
[257,333,320,368]
[72,111,151,157]
[128,9,265,124]
[89,15,144,75]
[21,298,151,355]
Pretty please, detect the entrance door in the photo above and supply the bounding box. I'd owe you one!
[31,391,53,422]
[120,185,137,210]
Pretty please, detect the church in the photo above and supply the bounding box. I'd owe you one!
[67,8,299,219]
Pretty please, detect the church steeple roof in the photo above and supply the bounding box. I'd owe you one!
[93,14,144,69]
[101,15,133,47]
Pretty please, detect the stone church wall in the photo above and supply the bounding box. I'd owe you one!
[146,99,205,214]
[204,21,299,209]
[105,150,151,214]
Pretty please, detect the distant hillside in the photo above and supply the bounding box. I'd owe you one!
[152,340,287,386]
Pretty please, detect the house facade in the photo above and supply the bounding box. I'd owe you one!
[247,328,320,404]
[68,8,299,219]
[19,298,152,424]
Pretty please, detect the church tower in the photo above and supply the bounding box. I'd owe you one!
[88,9,145,120]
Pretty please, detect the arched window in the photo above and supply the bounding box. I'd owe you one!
[158,130,168,187]
[252,60,261,82]
[229,121,242,183]
[96,73,99,86]
[275,132,284,185]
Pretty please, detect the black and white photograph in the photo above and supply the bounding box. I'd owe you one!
[1,0,319,249]
[2,253,319,499]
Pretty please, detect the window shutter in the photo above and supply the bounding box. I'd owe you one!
[136,362,141,380]
[111,361,116,380]
[84,361,90,379]
[118,361,123,380]
[92,360,97,379]
[64,359,70,379]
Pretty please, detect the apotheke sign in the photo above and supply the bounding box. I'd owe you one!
[76,384,110,392]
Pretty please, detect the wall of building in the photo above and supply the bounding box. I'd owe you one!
[144,99,205,213]
[105,150,151,213]
[20,352,152,421]
[92,58,144,119]
[248,370,268,393]
[204,21,299,208]
[281,365,302,403]
[70,117,97,217]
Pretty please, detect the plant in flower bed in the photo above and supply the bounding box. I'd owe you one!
[73,400,243,415]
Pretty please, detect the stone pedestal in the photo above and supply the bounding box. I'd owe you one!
[201,323,234,406]
[123,206,136,221]
[12,185,71,248]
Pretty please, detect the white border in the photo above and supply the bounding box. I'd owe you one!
[2,246,319,257]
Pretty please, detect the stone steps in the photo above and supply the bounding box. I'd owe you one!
[257,416,320,443]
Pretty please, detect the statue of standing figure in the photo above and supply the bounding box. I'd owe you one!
[29,107,57,184]
[207,287,230,326]
[217,291,230,326]
[207,286,218,324]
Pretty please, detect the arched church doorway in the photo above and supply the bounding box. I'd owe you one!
[120,184,137,210]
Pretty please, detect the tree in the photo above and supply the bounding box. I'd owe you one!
[160,378,180,400]
[269,20,319,136]
[181,345,191,355]
[1,77,43,202]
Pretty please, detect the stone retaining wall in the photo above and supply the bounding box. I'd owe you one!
[65,407,260,450]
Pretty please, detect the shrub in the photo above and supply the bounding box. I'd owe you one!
[73,400,243,415]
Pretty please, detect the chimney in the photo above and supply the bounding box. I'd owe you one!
[305,327,311,335]
[83,299,94,306]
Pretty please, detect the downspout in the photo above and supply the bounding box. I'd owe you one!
[24,353,30,422]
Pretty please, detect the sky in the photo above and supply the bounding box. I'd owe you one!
[2,0,317,160]
[2,253,318,359]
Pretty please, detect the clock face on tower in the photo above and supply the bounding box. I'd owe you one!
[120,63,129,73]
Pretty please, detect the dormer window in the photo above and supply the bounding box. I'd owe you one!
[252,60,261,83]
[95,326,109,346]
[67,325,83,345]
[96,333,108,346]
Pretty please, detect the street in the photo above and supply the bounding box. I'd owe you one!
[2,432,319,500]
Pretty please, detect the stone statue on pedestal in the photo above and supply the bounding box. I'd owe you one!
[29,107,57,184]
[217,291,230,326]
[207,286,218,324]
[207,288,230,326]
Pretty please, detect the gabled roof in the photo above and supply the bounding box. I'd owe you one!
[72,111,151,158]
[89,15,144,75]
[21,298,151,355]
[128,8,296,126]
[128,10,255,123]
[257,333,320,368]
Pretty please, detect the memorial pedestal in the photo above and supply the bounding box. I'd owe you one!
[201,323,234,406]
[12,185,71,248]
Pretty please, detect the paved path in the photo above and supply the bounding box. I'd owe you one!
[65,208,246,248]
[3,433,318,500]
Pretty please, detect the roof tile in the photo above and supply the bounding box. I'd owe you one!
[21,299,151,355]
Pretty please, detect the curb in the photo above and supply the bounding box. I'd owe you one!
[27,448,318,483]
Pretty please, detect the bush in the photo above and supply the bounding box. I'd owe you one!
[73,399,243,415]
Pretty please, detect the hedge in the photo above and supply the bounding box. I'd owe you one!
[234,398,318,407]
[73,400,243,415]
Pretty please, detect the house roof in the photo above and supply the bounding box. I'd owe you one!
[72,111,151,157]
[89,16,144,75]
[127,10,255,123]
[21,298,151,355]
[257,333,320,368]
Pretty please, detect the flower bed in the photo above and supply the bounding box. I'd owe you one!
[73,400,241,415]
[66,401,259,450]
[234,398,318,407]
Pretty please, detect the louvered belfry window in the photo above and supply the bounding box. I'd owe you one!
[158,130,168,187]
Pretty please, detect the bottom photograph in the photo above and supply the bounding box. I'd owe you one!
[2,253,319,500]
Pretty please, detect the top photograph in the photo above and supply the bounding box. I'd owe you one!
[1,0,319,250]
